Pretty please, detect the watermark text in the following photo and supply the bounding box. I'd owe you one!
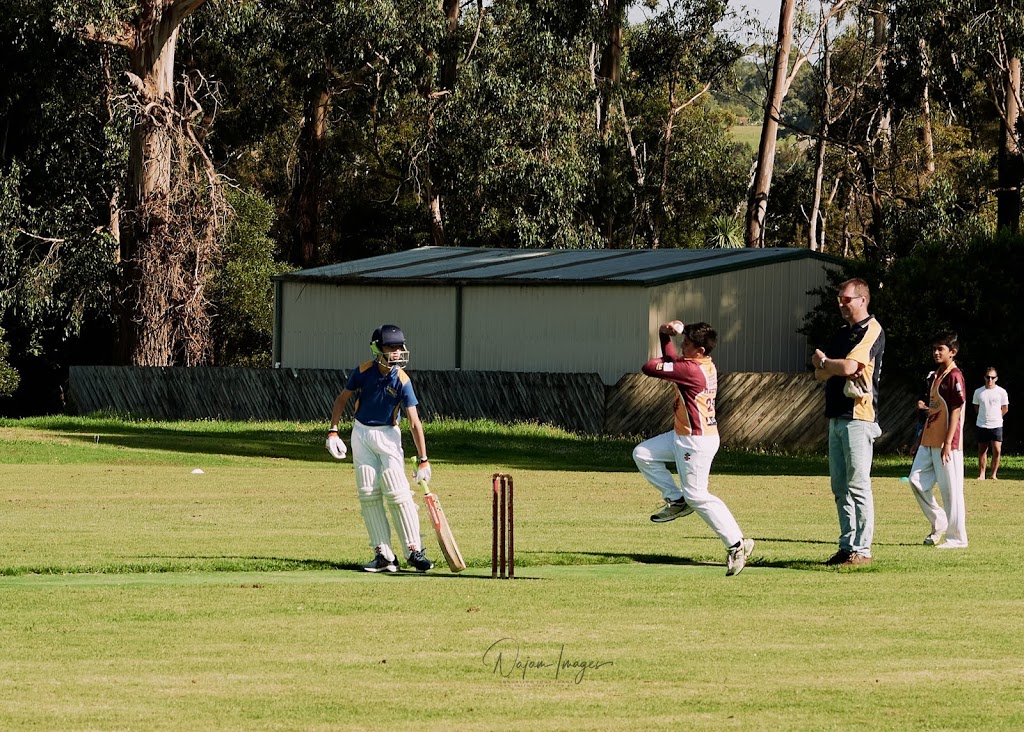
[482,638,613,684]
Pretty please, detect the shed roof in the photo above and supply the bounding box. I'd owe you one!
[276,246,839,287]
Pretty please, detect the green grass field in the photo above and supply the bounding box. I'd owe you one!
[730,124,763,150]
[2,417,1023,730]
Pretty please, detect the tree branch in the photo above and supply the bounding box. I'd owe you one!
[669,82,712,117]
[168,0,211,28]
[463,0,484,62]
[17,230,66,244]
[785,0,856,92]
[81,21,136,49]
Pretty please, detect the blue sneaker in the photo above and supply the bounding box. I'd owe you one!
[407,549,434,572]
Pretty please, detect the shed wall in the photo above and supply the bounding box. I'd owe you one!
[648,258,832,373]
[278,258,833,381]
[459,285,646,382]
[278,282,457,370]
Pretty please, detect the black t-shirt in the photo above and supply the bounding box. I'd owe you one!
[823,315,885,421]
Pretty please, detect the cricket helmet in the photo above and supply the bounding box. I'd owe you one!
[371,324,410,370]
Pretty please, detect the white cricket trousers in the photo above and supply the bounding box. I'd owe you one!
[633,431,743,547]
[351,420,423,558]
[908,445,968,547]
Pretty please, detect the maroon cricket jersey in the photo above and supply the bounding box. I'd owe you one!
[641,335,718,437]
[921,364,966,450]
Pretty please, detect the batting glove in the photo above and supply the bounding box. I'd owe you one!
[326,428,347,460]
[414,459,431,484]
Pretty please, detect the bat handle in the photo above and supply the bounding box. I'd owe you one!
[417,479,429,493]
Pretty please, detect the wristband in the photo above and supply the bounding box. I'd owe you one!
[417,457,429,464]
[328,425,339,434]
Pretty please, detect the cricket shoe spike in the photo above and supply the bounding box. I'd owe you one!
[363,547,398,573]
[407,549,434,572]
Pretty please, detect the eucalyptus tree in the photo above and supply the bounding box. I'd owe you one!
[864,0,1024,243]
[745,0,853,248]
[435,0,601,248]
[1,0,122,409]
[51,0,224,367]
[0,326,18,398]
[627,0,742,247]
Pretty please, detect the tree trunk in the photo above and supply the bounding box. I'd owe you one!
[919,38,935,174]
[426,154,446,247]
[82,0,211,366]
[997,56,1022,233]
[809,19,832,252]
[872,2,890,142]
[866,0,890,258]
[288,82,330,267]
[651,83,678,249]
[441,0,461,89]
[100,47,122,254]
[859,151,885,260]
[745,0,795,248]
[118,14,182,366]
[421,0,461,248]
[597,0,622,247]
[809,127,828,253]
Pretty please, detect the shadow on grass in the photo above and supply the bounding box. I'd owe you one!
[576,539,886,573]
[61,428,325,463]
[57,424,642,471]
[51,422,840,475]
[0,554,547,580]
[578,551,882,573]
[30,416,1000,478]
[573,551,710,567]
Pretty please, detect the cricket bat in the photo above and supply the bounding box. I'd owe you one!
[418,480,466,572]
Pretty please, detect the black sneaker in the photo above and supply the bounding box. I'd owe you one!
[407,549,434,572]
[362,548,398,573]
[824,550,852,566]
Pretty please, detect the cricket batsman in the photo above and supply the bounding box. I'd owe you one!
[325,324,435,573]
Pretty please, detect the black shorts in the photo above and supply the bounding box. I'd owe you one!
[976,426,1003,443]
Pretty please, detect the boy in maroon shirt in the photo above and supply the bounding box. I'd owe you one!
[633,320,754,576]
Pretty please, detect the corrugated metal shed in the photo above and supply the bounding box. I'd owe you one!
[273,247,840,384]
[275,246,820,285]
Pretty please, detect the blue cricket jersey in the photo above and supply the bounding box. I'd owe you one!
[344,361,418,426]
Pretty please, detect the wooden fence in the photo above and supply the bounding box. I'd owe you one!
[68,366,920,451]
[603,372,917,451]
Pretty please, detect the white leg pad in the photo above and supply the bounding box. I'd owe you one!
[356,465,378,494]
[358,494,393,553]
[354,464,392,553]
[381,467,422,554]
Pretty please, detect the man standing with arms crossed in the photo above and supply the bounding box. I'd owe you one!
[812,278,886,567]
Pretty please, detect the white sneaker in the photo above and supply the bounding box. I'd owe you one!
[936,541,968,550]
[363,547,398,573]
[726,538,755,576]
[923,531,943,546]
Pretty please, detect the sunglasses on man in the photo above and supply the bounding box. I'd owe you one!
[836,295,863,305]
